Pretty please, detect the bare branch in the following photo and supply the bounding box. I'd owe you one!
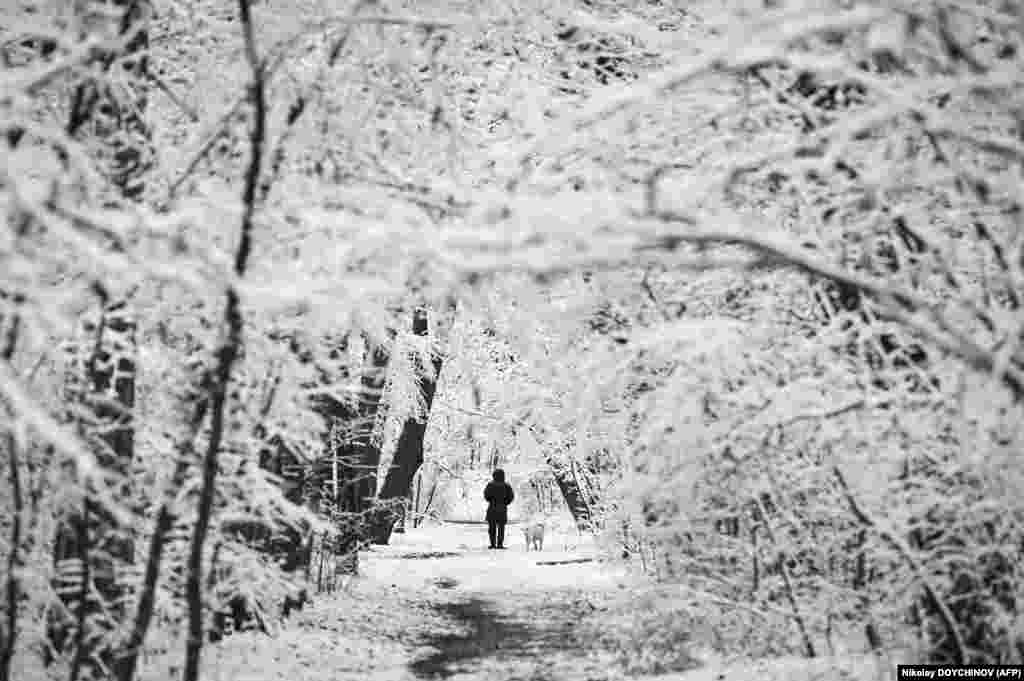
[1,310,22,681]
[639,217,1024,400]
[146,70,200,122]
[4,36,101,95]
[775,398,871,427]
[640,268,672,322]
[753,494,817,657]
[0,362,107,499]
[832,465,967,664]
[233,0,265,278]
[163,94,248,203]
[511,6,888,166]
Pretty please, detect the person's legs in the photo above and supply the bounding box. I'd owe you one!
[496,522,506,548]
[487,520,497,548]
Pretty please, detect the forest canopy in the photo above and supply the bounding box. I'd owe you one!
[2,0,1023,678]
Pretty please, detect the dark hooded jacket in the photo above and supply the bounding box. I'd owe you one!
[483,469,514,523]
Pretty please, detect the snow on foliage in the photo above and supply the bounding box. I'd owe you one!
[3,0,1024,677]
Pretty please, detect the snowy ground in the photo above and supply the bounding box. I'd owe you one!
[183,523,889,681]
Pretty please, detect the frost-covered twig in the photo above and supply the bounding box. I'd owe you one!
[5,36,104,95]
[145,70,199,122]
[0,363,107,502]
[164,94,249,202]
[640,268,672,321]
[509,5,888,167]
[775,398,872,427]
[644,218,1024,400]
[832,465,966,664]
[259,0,371,200]
[753,494,816,658]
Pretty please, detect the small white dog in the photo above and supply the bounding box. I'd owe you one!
[521,521,546,551]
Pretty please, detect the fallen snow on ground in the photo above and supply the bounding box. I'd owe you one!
[364,522,619,593]
[156,523,891,681]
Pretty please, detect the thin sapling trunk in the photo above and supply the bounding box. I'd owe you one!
[182,0,263,677]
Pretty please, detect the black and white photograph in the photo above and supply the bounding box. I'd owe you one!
[2,0,1023,679]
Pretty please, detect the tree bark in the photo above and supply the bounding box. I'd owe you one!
[182,0,262,674]
[314,340,390,514]
[47,0,149,665]
[49,299,137,675]
[412,473,422,527]
[546,451,595,531]
[1,306,21,681]
[113,379,207,681]
[1,427,20,681]
[371,309,443,544]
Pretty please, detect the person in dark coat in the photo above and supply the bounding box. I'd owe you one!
[483,469,514,549]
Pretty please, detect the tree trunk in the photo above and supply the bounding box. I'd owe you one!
[371,309,443,544]
[412,472,423,528]
[47,0,150,660]
[338,342,389,513]
[1,303,22,681]
[547,453,595,531]
[50,300,137,674]
[310,335,390,515]
[419,473,439,528]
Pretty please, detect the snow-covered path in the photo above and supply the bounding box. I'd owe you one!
[363,521,614,594]
[364,523,623,680]
[194,523,630,681]
[189,524,881,681]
